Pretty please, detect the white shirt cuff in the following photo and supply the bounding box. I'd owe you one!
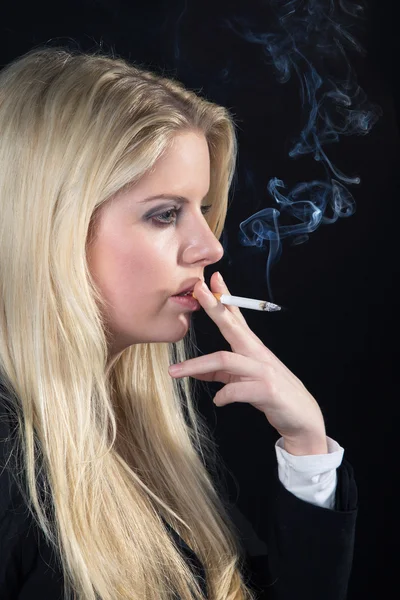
[275,436,344,510]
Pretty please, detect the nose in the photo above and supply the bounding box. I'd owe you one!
[181,218,224,267]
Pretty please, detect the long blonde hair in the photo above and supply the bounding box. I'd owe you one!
[0,47,255,599]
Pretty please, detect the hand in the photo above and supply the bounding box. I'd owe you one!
[168,272,328,455]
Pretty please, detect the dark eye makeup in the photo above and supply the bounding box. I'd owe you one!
[150,204,212,226]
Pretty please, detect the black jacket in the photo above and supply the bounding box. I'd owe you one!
[0,391,357,600]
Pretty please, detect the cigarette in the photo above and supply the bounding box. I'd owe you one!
[192,292,281,312]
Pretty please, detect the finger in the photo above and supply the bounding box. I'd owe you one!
[193,279,265,356]
[213,381,267,407]
[209,271,248,326]
[209,272,277,353]
[173,370,231,384]
[168,350,263,379]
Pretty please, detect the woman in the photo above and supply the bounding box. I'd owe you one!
[0,47,357,600]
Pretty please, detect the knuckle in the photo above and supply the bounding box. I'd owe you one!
[218,350,231,367]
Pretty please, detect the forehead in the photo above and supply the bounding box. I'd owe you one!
[131,131,210,199]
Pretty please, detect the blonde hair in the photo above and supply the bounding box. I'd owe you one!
[0,47,255,599]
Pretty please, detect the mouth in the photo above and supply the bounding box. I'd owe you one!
[173,289,194,297]
[170,294,200,311]
[172,279,201,297]
[170,280,201,311]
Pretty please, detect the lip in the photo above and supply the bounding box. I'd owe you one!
[170,295,201,311]
[172,278,202,296]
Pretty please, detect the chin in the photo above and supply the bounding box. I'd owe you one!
[121,315,191,345]
[154,330,188,344]
[154,321,191,344]
[167,332,188,343]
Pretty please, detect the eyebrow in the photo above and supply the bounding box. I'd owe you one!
[138,194,207,204]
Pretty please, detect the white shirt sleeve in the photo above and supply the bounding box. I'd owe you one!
[275,436,344,510]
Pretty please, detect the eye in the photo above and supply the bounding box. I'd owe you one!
[151,207,178,225]
[151,204,212,226]
[201,204,212,217]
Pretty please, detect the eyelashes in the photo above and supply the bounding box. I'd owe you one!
[151,204,212,226]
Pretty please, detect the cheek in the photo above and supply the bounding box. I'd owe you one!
[90,235,170,304]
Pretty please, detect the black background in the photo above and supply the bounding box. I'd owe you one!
[1,1,397,598]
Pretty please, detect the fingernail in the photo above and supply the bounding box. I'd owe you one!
[169,364,182,374]
[217,272,224,283]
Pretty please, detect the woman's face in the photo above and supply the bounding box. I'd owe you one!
[87,130,224,356]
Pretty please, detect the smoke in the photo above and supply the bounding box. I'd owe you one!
[223,0,381,299]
